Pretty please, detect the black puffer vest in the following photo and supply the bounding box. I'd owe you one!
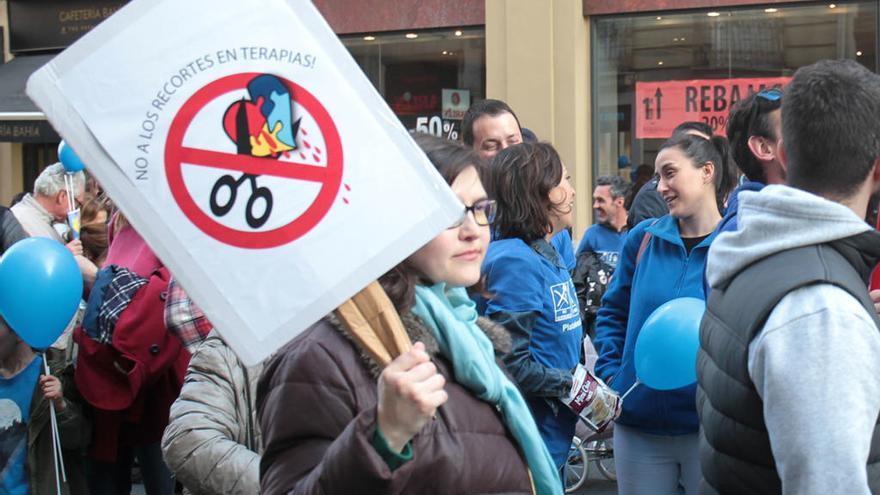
[697,238,880,494]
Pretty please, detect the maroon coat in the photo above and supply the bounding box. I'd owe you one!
[74,267,190,461]
[257,313,534,495]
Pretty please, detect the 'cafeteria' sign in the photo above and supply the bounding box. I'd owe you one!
[635,77,791,139]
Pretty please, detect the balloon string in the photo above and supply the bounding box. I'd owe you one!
[621,380,641,402]
[42,355,67,492]
[63,174,75,212]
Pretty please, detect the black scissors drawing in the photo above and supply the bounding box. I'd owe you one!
[209,173,273,228]
[209,98,275,229]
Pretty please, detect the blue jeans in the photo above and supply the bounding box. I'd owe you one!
[87,442,174,495]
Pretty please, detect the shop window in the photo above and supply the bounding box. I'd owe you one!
[21,142,58,196]
[591,2,877,184]
[341,27,485,140]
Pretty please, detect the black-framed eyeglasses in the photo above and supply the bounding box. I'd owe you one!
[746,87,783,139]
[449,199,497,229]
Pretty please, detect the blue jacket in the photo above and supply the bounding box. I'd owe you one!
[717,180,766,234]
[594,215,717,435]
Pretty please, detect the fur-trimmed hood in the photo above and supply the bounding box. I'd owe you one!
[328,312,511,379]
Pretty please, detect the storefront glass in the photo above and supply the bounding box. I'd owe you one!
[592,2,877,182]
[341,27,485,140]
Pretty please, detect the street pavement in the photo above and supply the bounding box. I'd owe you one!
[573,458,617,495]
[130,461,620,494]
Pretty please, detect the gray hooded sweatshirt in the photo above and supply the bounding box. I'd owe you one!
[707,184,880,495]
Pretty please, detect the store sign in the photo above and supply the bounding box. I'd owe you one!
[412,114,460,140]
[8,0,127,53]
[635,77,791,139]
[27,0,462,365]
[441,89,470,120]
[0,121,59,143]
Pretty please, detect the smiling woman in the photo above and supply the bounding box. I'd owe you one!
[592,131,735,495]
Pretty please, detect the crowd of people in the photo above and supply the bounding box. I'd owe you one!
[1,57,880,495]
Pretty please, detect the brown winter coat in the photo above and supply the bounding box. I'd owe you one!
[257,313,534,495]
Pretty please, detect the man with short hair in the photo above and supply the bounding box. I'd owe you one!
[461,99,523,161]
[716,87,784,233]
[462,99,576,271]
[573,176,630,336]
[576,176,629,265]
[11,163,96,285]
[698,59,880,494]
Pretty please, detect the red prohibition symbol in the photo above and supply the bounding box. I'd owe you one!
[165,73,343,249]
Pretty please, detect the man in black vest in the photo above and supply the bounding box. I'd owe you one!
[698,59,880,494]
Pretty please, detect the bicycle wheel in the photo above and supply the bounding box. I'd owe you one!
[584,439,616,481]
[564,436,589,493]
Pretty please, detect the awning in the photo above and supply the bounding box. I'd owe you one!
[0,54,60,142]
[0,54,54,120]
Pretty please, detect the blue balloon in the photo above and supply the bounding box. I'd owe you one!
[0,237,82,349]
[634,297,705,390]
[58,141,86,173]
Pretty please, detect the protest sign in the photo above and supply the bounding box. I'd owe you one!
[27,0,463,365]
[635,76,791,139]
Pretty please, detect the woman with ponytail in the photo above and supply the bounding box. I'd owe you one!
[592,131,736,495]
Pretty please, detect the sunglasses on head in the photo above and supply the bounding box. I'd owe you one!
[756,87,783,102]
[448,199,497,229]
[746,87,783,138]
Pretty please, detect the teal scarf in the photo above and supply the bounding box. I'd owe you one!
[411,283,563,495]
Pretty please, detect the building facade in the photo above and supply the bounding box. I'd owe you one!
[0,0,871,240]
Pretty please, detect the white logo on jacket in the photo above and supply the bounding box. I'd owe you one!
[551,281,579,323]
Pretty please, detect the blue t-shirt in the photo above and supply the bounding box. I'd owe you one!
[482,238,582,465]
[576,224,627,270]
[0,355,42,495]
[550,230,576,272]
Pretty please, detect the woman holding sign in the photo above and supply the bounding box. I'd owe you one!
[593,131,736,495]
[258,135,562,495]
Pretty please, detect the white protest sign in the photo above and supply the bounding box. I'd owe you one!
[27,0,463,366]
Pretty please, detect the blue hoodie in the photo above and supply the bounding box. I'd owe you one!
[594,215,718,435]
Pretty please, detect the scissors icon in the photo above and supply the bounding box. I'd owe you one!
[209,173,273,228]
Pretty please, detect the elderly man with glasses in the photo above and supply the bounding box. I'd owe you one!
[11,162,97,287]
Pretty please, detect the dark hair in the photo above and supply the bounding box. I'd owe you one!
[489,142,566,243]
[461,99,521,146]
[672,121,714,139]
[726,90,782,183]
[658,133,737,214]
[379,134,485,312]
[784,59,880,198]
[80,222,109,264]
[595,175,631,202]
[9,191,26,207]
